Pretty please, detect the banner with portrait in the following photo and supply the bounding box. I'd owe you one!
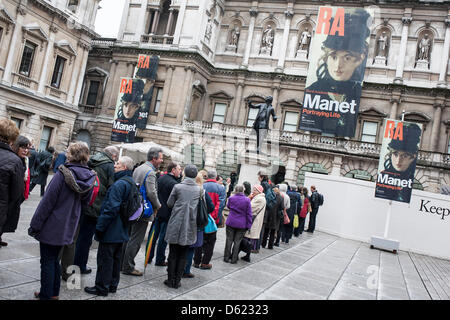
[110,55,159,143]
[375,119,423,204]
[299,6,373,137]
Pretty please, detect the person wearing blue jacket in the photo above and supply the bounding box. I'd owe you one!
[84,156,135,297]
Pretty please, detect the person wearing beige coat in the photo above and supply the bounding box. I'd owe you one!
[243,185,266,259]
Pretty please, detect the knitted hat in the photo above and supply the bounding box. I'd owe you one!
[135,56,159,80]
[388,123,422,154]
[184,164,198,179]
[252,185,264,194]
[322,9,371,54]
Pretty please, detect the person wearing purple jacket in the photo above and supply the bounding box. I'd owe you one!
[29,142,96,300]
[224,185,253,264]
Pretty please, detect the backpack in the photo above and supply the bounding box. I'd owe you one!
[88,176,100,206]
[139,169,155,219]
[119,177,143,225]
[318,193,324,206]
[265,187,277,211]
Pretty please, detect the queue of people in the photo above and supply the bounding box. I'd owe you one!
[0,118,324,298]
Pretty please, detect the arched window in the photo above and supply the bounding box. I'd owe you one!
[297,163,328,186]
[76,130,91,149]
[216,150,239,179]
[183,144,205,170]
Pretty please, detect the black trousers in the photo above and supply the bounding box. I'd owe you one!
[261,227,276,249]
[95,242,123,294]
[39,242,63,300]
[281,220,294,243]
[194,231,217,265]
[224,226,246,263]
[74,214,97,272]
[167,244,189,284]
[29,182,47,197]
[274,220,283,245]
[307,208,319,232]
[294,216,306,236]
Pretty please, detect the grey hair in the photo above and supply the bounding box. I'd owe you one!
[147,147,163,161]
[291,185,297,191]
[119,156,134,170]
[104,146,119,159]
[234,185,244,193]
[207,170,217,179]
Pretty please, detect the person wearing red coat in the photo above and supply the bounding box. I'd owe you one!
[298,187,310,235]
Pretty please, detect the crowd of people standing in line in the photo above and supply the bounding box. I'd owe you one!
[0,118,323,299]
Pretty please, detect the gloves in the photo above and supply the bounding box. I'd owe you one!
[28,227,39,238]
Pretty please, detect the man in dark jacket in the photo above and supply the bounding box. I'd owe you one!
[307,185,320,233]
[84,156,135,297]
[74,146,119,274]
[30,146,55,197]
[147,162,182,266]
[52,151,67,173]
[285,185,301,243]
[0,119,24,248]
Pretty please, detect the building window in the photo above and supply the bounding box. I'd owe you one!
[153,88,163,113]
[86,81,100,106]
[361,121,378,143]
[0,27,3,45]
[51,56,66,88]
[212,102,226,123]
[39,126,53,151]
[247,107,259,127]
[448,137,450,154]
[19,41,37,77]
[67,0,79,13]
[283,112,298,132]
[11,117,23,130]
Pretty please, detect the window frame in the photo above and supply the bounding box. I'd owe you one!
[39,125,53,152]
[67,0,79,13]
[361,120,378,143]
[283,111,299,132]
[152,87,163,114]
[50,55,66,89]
[85,80,100,106]
[212,102,227,124]
[19,41,38,77]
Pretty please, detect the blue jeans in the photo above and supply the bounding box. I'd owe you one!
[74,214,97,272]
[149,219,168,265]
[184,247,195,274]
[39,242,63,300]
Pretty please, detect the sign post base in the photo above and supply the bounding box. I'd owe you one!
[370,236,399,254]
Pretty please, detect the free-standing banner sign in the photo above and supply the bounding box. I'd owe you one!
[299,6,372,137]
[375,119,423,204]
[111,55,159,143]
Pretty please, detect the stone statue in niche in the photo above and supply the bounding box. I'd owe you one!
[260,25,274,55]
[230,26,240,46]
[376,31,389,58]
[417,33,431,61]
[205,18,212,42]
[299,28,312,51]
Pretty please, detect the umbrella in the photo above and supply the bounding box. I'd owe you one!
[144,222,156,273]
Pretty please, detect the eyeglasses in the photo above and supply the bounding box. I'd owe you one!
[19,146,30,150]
[392,151,414,160]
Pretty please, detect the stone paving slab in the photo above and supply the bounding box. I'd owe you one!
[1,189,449,300]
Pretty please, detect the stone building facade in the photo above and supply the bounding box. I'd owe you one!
[0,0,100,152]
[76,0,450,193]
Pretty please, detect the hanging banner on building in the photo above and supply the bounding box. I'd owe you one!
[375,119,423,204]
[133,55,159,129]
[110,55,159,143]
[299,6,373,137]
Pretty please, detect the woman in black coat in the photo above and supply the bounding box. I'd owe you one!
[30,146,55,197]
[261,187,284,250]
[0,119,24,247]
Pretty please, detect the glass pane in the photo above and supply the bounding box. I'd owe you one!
[11,117,22,129]
[214,103,226,116]
[213,115,224,123]
[361,134,376,143]
[156,87,163,100]
[283,124,297,132]
[247,108,259,127]
[448,139,450,154]
[39,126,52,151]
[285,112,298,125]
[86,81,100,106]
[363,121,377,136]
[154,101,161,113]
[19,43,35,76]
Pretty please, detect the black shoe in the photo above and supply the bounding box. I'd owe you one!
[223,258,230,263]
[164,279,174,288]
[241,256,250,263]
[81,268,92,275]
[274,243,280,247]
[155,261,168,267]
[230,260,237,264]
[193,263,200,269]
[268,246,273,250]
[84,286,108,296]
[109,286,117,293]
[182,273,195,278]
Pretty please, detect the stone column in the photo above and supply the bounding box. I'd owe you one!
[285,149,298,185]
[331,155,342,176]
[150,9,160,34]
[242,8,258,68]
[73,44,90,106]
[37,26,57,95]
[166,8,175,35]
[2,8,25,85]
[229,79,245,125]
[101,60,118,107]
[173,0,187,44]
[430,101,445,152]
[276,10,293,72]
[272,83,281,130]
[389,98,400,120]
[127,62,136,77]
[438,19,450,87]
[135,0,148,41]
[66,43,85,104]
[394,17,412,84]
[177,66,195,124]
[157,65,175,123]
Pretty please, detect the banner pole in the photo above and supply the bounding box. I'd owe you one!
[383,200,392,238]
[119,142,124,158]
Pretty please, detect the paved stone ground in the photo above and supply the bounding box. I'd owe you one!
[1,186,449,300]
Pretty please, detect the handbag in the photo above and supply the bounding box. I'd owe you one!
[283,210,290,225]
[204,214,218,233]
[197,189,209,228]
[293,214,299,228]
[139,169,154,219]
[308,202,312,213]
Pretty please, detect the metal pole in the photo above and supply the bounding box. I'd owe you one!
[383,200,392,238]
